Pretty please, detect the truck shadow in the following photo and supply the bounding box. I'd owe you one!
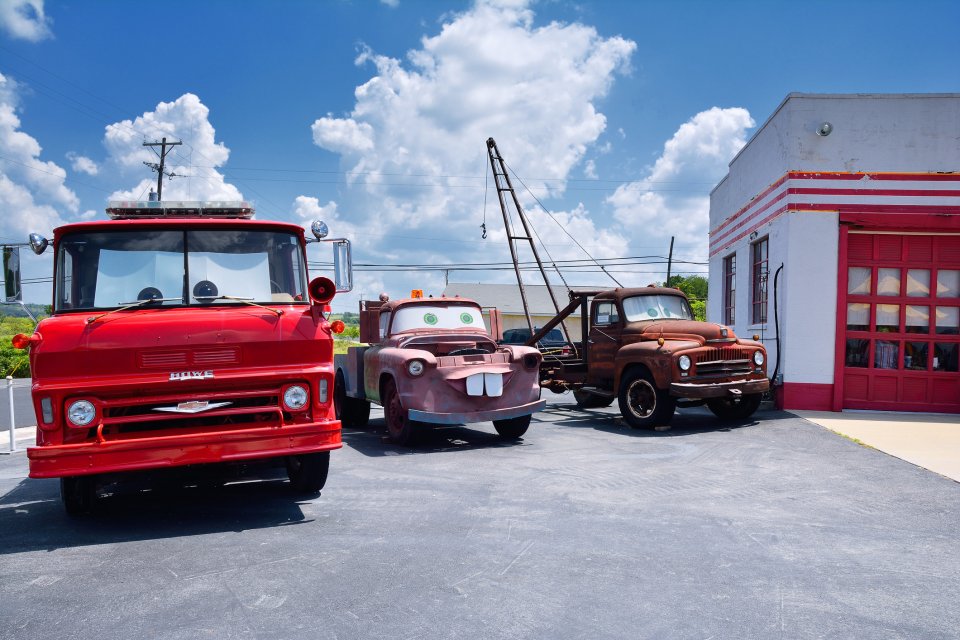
[0,470,316,555]
[342,419,533,457]
[541,400,796,437]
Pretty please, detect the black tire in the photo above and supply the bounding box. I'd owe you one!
[707,393,762,421]
[573,390,614,408]
[335,370,370,427]
[493,414,531,439]
[286,451,330,494]
[60,476,96,516]
[382,378,419,446]
[617,368,676,429]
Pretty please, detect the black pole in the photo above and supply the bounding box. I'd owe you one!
[665,236,675,285]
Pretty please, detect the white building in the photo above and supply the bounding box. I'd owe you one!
[442,283,597,338]
[708,93,960,413]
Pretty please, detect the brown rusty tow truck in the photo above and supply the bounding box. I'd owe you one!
[530,286,770,428]
[334,294,546,445]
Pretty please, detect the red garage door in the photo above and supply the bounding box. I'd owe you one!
[839,232,960,412]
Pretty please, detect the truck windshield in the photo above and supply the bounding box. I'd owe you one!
[390,305,487,334]
[55,229,307,311]
[622,295,693,322]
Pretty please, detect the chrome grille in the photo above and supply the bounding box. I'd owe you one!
[694,348,752,376]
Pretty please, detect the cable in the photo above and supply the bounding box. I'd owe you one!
[504,160,623,287]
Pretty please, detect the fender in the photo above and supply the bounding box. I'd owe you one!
[614,339,702,392]
[365,347,435,402]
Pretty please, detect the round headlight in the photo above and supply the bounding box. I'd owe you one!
[678,355,691,371]
[753,351,765,367]
[522,353,540,370]
[407,360,425,377]
[67,400,96,426]
[283,385,309,410]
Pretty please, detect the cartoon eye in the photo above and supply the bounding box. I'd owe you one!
[460,312,473,324]
[424,313,438,325]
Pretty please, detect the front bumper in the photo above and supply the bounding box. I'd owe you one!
[408,399,546,425]
[669,377,769,399]
[27,421,342,479]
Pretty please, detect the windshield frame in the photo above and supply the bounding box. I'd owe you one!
[387,302,488,336]
[53,228,309,313]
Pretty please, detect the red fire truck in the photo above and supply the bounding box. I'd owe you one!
[11,201,352,514]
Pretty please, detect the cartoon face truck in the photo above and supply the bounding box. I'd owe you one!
[10,201,352,515]
[334,295,546,445]
[531,286,770,428]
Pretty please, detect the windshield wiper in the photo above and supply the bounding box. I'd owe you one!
[193,295,283,316]
[86,297,183,324]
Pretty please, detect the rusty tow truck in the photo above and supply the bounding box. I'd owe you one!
[334,294,546,445]
[530,286,770,428]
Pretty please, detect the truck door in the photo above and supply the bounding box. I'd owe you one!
[587,299,623,387]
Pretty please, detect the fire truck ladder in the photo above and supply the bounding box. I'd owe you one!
[485,137,572,344]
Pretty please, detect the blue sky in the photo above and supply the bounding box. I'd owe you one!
[1,0,957,309]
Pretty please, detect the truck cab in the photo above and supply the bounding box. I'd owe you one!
[13,201,352,514]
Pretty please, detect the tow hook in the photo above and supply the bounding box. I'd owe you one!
[728,388,742,397]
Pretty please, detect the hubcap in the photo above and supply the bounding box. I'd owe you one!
[626,379,657,419]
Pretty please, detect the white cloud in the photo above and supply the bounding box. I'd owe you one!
[380,0,399,7]
[311,117,374,155]
[104,93,242,202]
[0,0,52,42]
[307,0,635,299]
[66,152,98,176]
[584,159,597,179]
[608,107,754,260]
[0,72,76,244]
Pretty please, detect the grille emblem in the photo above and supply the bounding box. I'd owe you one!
[154,401,232,414]
[169,370,214,381]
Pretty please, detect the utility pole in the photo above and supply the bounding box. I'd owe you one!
[665,236,675,286]
[143,137,182,201]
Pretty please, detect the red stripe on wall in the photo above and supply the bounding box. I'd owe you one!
[710,174,790,238]
[710,171,960,243]
[708,204,960,257]
[792,187,960,197]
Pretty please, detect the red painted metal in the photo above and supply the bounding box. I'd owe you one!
[24,216,342,479]
[832,216,960,414]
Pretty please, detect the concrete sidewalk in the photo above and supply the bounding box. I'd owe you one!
[794,410,960,483]
[0,425,35,452]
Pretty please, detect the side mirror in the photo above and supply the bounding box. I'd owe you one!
[332,240,352,292]
[29,233,48,255]
[3,246,21,302]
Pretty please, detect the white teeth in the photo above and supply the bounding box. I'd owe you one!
[466,373,503,396]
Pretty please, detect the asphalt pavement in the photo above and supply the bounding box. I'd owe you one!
[1,395,958,639]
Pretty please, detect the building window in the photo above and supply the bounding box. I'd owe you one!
[723,254,736,325]
[751,237,768,324]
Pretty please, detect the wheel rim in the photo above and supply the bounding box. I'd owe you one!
[625,378,657,419]
[385,384,407,439]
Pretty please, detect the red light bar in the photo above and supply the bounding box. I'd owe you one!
[106,201,255,220]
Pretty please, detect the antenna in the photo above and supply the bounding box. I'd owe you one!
[142,137,183,201]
